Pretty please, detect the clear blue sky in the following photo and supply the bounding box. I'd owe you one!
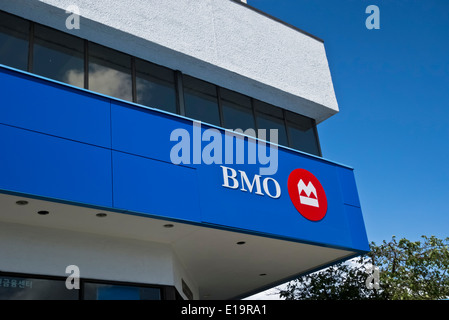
[248,0,449,245]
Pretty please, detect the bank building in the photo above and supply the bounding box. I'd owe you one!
[0,0,369,300]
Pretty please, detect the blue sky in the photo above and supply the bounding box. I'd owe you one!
[248,0,449,246]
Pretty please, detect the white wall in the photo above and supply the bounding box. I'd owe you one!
[0,222,197,299]
[0,0,338,123]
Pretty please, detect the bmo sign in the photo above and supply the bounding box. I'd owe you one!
[220,166,328,221]
[221,166,281,199]
[287,168,328,221]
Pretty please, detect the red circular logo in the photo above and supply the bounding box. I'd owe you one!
[287,169,327,221]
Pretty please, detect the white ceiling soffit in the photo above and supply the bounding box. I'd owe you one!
[0,193,356,300]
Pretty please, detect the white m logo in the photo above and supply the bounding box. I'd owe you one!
[297,180,319,207]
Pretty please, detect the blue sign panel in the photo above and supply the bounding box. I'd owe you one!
[0,65,369,253]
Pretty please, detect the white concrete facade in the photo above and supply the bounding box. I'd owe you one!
[0,195,199,300]
[0,222,174,285]
[0,0,338,123]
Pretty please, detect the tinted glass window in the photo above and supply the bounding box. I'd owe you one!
[33,24,84,88]
[0,11,29,71]
[221,88,255,136]
[286,111,320,156]
[256,113,288,146]
[83,282,161,300]
[183,75,220,126]
[136,59,177,114]
[254,99,284,119]
[88,43,132,101]
[254,100,288,146]
[0,276,78,300]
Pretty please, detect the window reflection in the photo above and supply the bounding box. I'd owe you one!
[285,111,321,156]
[0,11,29,71]
[254,100,288,146]
[136,59,177,114]
[33,24,84,88]
[0,276,78,300]
[183,75,220,126]
[88,43,132,101]
[221,88,255,136]
[83,282,161,300]
[256,114,288,146]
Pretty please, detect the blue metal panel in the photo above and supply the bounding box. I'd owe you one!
[343,205,370,252]
[0,66,111,148]
[0,124,113,207]
[112,150,201,222]
[336,166,362,207]
[0,65,369,253]
[111,101,193,165]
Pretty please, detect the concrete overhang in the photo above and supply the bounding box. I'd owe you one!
[0,0,339,123]
[0,192,358,300]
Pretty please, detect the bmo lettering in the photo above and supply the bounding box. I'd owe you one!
[221,166,281,199]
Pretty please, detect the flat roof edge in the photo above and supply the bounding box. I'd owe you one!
[229,0,324,43]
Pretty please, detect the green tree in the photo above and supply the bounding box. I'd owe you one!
[279,235,449,300]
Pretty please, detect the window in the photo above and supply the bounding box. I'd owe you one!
[220,88,256,137]
[254,100,288,146]
[33,24,84,88]
[0,272,177,300]
[285,111,321,156]
[183,75,220,126]
[0,11,29,71]
[0,275,78,300]
[83,282,161,300]
[88,42,132,101]
[135,58,177,114]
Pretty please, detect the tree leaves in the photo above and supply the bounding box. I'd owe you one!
[279,235,449,300]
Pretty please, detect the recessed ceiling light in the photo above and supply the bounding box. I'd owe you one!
[16,200,29,205]
[236,241,246,245]
[163,224,174,228]
[96,213,107,218]
[37,210,49,215]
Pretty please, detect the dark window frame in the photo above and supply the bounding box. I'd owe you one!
[255,112,289,147]
[131,56,137,103]
[27,21,34,72]
[175,71,185,116]
[0,271,182,300]
[253,99,290,146]
[31,23,85,88]
[134,57,178,114]
[87,41,134,102]
[182,73,221,126]
[220,87,256,136]
[0,10,31,71]
[285,110,322,156]
[312,120,323,156]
